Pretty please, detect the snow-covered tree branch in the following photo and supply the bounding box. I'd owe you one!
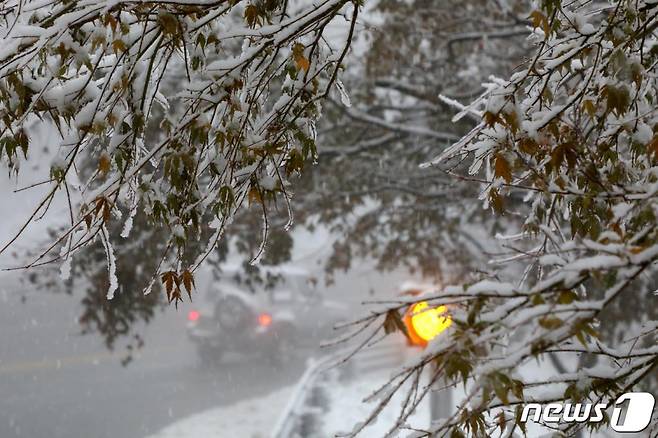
[2,0,657,435]
[340,0,658,436]
[0,0,359,303]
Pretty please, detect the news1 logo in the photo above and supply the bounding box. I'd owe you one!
[520,392,656,433]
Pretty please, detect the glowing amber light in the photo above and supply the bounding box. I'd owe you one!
[404,301,452,346]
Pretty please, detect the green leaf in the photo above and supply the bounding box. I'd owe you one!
[538,316,563,329]
[603,84,630,116]
[557,290,578,304]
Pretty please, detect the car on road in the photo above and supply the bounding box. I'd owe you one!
[186,266,344,365]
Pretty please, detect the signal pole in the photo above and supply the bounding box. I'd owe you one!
[429,372,453,425]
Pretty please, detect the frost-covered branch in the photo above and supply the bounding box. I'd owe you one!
[342,0,658,436]
[0,0,359,302]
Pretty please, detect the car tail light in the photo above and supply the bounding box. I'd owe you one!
[257,312,272,327]
[188,310,200,322]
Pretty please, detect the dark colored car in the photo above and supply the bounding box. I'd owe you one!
[187,266,345,364]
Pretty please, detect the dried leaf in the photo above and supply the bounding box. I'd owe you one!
[493,381,510,405]
[529,10,550,36]
[489,189,504,214]
[502,111,519,134]
[161,271,175,302]
[248,185,262,205]
[518,138,539,155]
[157,11,179,35]
[494,153,512,183]
[603,84,630,116]
[94,197,105,216]
[111,39,127,54]
[244,4,259,28]
[296,57,310,72]
[497,411,506,433]
[551,145,565,170]
[483,111,500,127]
[104,14,118,33]
[181,269,195,300]
[102,202,111,222]
[557,290,578,304]
[383,310,406,336]
[648,135,658,159]
[98,152,111,176]
[292,42,309,72]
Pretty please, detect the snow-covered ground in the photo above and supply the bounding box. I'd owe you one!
[145,368,431,438]
[141,335,575,438]
[146,341,431,438]
[146,385,295,438]
[316,366,431,437]
[124,338,636,438]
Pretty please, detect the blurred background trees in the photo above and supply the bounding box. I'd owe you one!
[303,0,531,283]
[18,0,535,354]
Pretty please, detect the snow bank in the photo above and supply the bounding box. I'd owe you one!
[319,368,431,437]
[146,385,294,438]
[143,364,430,438]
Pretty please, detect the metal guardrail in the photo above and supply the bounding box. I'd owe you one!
[270,352,344,438]
[271,338,408,438]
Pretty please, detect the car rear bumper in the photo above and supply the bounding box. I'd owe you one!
[187,323,280,353]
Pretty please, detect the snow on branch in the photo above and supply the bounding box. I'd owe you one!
[0,0,359,304]
[344,1,658,436]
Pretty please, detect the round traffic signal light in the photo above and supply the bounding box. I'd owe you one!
[404,301,452,347]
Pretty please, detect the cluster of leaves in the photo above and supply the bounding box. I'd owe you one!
[0,0,358,300]
[160,269,194,306]
[341,0,658,436]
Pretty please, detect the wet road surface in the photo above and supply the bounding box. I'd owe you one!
[0,278,305,438]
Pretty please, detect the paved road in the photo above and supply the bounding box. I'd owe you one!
[0,275,306,438]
